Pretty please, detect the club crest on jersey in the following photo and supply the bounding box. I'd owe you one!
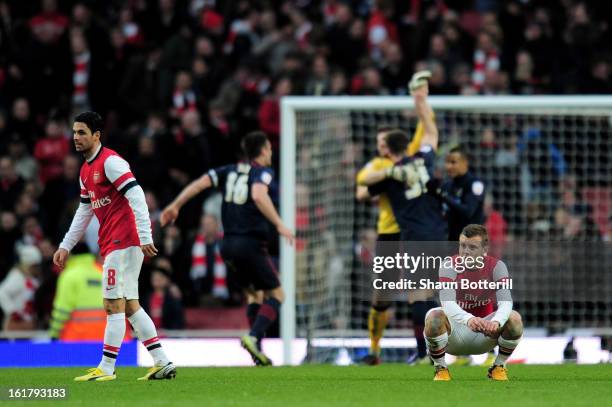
[93,171,102,183]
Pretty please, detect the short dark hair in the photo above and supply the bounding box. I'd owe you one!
[241,131,269,160]
[461,224,489,245]
[73,111,103,136]
[384,129,409,154]
[449,145,470,162]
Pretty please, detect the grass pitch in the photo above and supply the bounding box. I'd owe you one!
[2,364,610,407]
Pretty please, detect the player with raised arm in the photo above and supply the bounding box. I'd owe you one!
[160,131,294,366]
[425,224,523,381]
[54,111,175,381]
[355,121,426,364]
[357,72,447,362]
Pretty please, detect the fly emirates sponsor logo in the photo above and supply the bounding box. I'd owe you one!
[89,191,112,209]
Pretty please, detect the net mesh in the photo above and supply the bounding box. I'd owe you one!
[292,102,612,362]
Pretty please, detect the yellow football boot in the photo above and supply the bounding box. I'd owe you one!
[74,368,116,382]
[433,366,451,381]
[137,362,177,380]
[488,365,509,381]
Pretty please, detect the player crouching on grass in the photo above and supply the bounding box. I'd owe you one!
[425,224,523,381]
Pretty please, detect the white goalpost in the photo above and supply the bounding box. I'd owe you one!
[280,95,612,365]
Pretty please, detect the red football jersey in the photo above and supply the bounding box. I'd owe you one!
[445,255,506,318]
[79,146,141,256]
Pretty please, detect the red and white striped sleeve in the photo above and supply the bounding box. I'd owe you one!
[104,155,138,194]
[104,155,153,245]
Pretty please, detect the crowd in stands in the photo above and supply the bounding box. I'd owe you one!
[0,0,611,331]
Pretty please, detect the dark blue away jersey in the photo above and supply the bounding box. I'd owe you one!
[367,145,447,241]
[208,162,274,240]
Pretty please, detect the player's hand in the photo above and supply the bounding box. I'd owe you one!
[409,70,431,94]
[141,243,158,257]
[53,248,69,270]
[385,165,418,185]
[467,317,486,333]
[482,321,501,338]
[277,224,295,246]
[160,205,179,227]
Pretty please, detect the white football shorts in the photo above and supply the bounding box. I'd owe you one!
[102,246,144,300]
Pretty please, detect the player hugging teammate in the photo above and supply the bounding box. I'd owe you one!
[357,71,446,365]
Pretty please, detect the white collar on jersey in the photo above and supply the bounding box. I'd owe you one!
[86,144,103,164]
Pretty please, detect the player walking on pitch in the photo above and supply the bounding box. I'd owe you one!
[54,111,175,381]
[426,224,523,381]
[160,131,294,366]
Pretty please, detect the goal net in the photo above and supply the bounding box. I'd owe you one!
[279,96,612,364]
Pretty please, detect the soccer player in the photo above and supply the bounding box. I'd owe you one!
[160,131,294,366]
[357,71,447,363]
[355,121,425,364]
[53,111,175,381]
[425,224,523,381]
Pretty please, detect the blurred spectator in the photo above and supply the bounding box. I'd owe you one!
[169,73,198,122]
[142,258,185,330]
[40,155,79,240]
[33,118,69,184]
[6,98,38,151]
[305,54,330,96]
[70,28,92,115]
[132,136,168,198]
[472,32,499,93]
[380,43,409,95]
[329,69,348,95]
[205,101,235,168]
[6,135,37,181]
[29,0,68,45]
[167,110,210,185]
[0,156,25,211]
[258,76,292,155]
[582,60,612,94]
[189,214,228,304]
[326,3,365,75]
[0,245,41,331]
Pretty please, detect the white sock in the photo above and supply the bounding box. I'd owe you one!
[425,332,448,367]
[98,313,126,375]
[128,308,170,366]
[495,336,521,366]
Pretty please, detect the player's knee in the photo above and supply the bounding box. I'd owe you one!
[103,299,125,315]
[424,309,447,336]
[267,287,284,303]
[503,311,523,339]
